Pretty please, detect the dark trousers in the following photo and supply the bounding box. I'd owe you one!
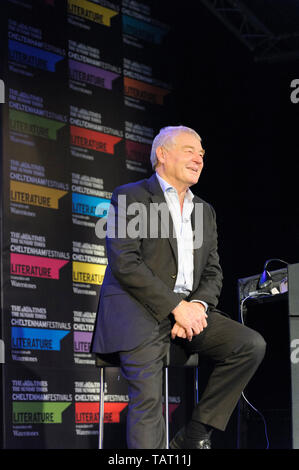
[119,310,266,449]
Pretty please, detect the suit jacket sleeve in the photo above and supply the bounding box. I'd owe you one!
[189,203,223,309]
[105,186,183,322]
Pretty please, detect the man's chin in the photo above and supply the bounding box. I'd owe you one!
[188,175,200,186]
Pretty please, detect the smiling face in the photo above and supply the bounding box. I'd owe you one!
[155,131,205,193]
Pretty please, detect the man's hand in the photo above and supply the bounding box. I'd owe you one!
[171,300,208,341]
[171,322,187,340]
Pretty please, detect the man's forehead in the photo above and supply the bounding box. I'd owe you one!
[174,132,202,148]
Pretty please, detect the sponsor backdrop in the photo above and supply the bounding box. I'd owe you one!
[0,0,192,449]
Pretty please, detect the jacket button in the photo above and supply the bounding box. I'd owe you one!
[171,274,176,279]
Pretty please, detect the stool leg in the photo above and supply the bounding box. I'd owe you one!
[194,367,199,405]
[99,367,104,449]
[164,367,169,449]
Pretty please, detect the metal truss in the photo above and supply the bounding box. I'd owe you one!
[200,0,299,62]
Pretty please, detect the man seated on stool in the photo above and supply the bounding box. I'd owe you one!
[91,125,266,449]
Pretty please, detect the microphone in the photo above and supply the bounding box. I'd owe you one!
[257,258,289,294]
[258,269,272,290]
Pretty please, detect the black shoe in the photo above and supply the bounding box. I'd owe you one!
[169,427,211,449]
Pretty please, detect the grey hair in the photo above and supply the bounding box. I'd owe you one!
[150,125,202,170]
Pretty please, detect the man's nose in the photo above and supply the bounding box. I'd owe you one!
[193,153,204,164]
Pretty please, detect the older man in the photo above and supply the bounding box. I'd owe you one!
[91,126,266,449]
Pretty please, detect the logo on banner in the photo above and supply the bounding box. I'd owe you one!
[72,193,110,217]
[8,40,64,72]
[9,110,66,140]
[125,140,151,164]
[75,402,127,424]
[11,327,70,351]
[124,77,170,105]
[10,253,69,279]
[10,181,68,209]
[163,404,180,423]
[74,331,92,353]
[69,59,120,90]
[68,0,118,26]
[13,402,71,424]
[122,15,169,44]
[75,402,179,424]
[70,126,121,154]
[72,261,106,284]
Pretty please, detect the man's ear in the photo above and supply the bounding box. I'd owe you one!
[156,146,165,165]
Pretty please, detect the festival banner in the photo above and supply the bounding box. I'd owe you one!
[0,0,184,449]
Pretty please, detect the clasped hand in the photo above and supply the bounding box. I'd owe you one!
[171,300,208,342]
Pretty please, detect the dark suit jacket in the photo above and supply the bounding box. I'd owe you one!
[91,173,223,353]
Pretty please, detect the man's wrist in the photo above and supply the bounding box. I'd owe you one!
[172,299,185,314]
[190,300,208,312]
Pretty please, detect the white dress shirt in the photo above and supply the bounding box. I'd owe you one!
[156,172,208,312]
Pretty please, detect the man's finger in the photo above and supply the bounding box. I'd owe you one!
[171,326,178,340]
[172,323,187,339]
[191,324,201,335]
[171,323,181,340]
[177,327,187,338]
[195,316,207,330]
[185,326,193,342]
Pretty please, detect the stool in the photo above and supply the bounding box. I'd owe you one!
[95,344,199,449]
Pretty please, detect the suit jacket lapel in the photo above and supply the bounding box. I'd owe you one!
[147,174,178,267]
